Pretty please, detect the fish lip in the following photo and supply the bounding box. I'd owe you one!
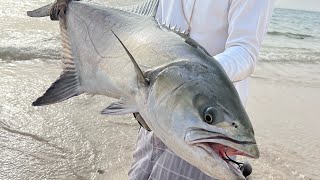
[191,135,257,146]
[185,128,259,159]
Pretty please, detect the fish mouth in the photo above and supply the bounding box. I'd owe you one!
[195,143,247,178]
[185,128,259,178]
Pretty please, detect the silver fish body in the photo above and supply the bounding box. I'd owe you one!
[28,1,259,179]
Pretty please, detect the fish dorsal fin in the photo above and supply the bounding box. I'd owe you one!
[116,0,159,17]
[157,21,212,57]
[110,30,149,87]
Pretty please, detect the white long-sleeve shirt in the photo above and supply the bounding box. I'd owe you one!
[156,0,274,105]
[129,0,274,179]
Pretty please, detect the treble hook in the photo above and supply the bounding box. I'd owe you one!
[224,150,252,178]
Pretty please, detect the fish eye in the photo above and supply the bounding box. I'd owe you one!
[204,107,216,124]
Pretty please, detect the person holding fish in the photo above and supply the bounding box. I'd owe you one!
[129,0,274,179]
[27,0,274,179]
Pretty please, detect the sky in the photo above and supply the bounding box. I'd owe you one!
[275,0,320,12]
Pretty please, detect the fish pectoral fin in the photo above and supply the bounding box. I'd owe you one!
[101,99,138,115]
[110,30,149,87]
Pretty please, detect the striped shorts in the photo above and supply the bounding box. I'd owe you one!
[128,128,215,180]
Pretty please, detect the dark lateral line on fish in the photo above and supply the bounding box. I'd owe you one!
[110,29,149,87]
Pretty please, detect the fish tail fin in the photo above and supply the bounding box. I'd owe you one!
[27,4,52,18]
[27,0,80,19]
[32,70,80,106]
[33,4,81,106]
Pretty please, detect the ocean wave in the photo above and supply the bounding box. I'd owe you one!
[259,46,320,63]
[267,31,313,39]
[0,47,60,61]
[259,54,320,64]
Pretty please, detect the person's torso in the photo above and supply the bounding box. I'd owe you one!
[156,0,230,56]
[156,0,249,105]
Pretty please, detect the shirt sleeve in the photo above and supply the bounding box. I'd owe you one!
[214,0,274,82]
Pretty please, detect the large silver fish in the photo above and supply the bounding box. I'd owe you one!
[28,0,259,179]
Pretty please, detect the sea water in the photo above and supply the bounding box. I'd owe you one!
[0,1,319,179]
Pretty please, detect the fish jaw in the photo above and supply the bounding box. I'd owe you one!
[184,128,259,179]
[144,109,255,180]
[147,110,257,180]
